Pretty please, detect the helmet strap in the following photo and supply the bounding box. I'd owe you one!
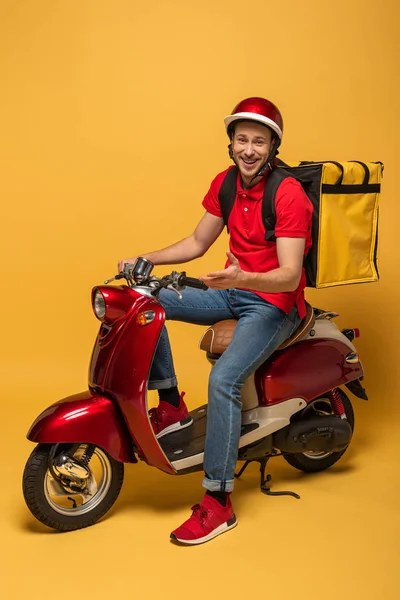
[265,138,280,171]
[248,138,280,184]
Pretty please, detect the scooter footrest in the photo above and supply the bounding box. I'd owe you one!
[161,404,260,466]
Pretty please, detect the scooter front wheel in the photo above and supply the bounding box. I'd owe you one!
[23,443,124,531]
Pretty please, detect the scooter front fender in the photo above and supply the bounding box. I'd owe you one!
[27,390,134,463]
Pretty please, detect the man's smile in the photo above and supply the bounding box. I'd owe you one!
[241,157,259,167]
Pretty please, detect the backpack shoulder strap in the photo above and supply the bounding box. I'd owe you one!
[218,166,238,231]
[262,167,296,242]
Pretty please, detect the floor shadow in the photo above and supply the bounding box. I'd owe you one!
[116,462,205,513]
[21,517,57,534]
[115,452,358,516]
[17,449,360,533]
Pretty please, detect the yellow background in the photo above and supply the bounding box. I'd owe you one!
[1,0,399,598]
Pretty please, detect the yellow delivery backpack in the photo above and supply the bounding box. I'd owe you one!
[282,160,383,288]
[219,160,383,289]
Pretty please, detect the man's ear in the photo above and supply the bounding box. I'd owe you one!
[228,143,234,159]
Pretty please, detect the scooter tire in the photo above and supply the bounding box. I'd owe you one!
[23,444,124,532]
[282,389,355,473]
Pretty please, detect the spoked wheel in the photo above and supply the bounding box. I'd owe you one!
[23,443,124,531]
[283,389,355,473]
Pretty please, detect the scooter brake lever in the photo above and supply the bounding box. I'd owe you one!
[166,284,182,300]
[104,273,125,284]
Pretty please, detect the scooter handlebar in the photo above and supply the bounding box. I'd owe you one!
[178,275,208,291]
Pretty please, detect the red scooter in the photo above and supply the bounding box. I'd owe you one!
[23,258,367,531]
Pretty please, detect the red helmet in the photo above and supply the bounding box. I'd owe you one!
[224,97,283,141]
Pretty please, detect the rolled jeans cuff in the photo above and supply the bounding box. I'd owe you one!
[147,376,178,390]
[202,476,235,493]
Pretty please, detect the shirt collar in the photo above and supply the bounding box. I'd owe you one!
[236,169,269,200]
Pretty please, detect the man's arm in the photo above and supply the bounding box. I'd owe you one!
[200,237,305,292]
[118,212,224,271]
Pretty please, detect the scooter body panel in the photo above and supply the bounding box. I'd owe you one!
[89,286,176,475]
[256,338,364,406]
[26,390,134,463]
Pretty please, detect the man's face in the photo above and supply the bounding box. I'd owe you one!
[231,121,274,185]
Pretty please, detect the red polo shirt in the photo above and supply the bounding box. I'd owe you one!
[202,166,313,319]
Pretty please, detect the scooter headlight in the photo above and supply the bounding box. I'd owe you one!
[93,289,106,321]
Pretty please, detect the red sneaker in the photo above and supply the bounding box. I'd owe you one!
[149,392,193,438]
[170,494,237,545]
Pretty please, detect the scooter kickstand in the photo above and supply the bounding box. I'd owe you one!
[235,460,252,479]
[259,459,300,499]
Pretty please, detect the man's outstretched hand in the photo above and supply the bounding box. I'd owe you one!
[199,251,246,289]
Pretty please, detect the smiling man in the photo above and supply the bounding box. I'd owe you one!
[119,97,313,544]
[233,120,273,181]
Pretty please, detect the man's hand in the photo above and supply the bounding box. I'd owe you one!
[118,257,138,273]
[199,251,246,289]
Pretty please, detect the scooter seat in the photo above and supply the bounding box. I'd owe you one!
[199,302,315,356]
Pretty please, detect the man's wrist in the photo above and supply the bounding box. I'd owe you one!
[239,270,255,289]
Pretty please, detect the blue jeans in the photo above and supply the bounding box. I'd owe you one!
[149,288,300,492]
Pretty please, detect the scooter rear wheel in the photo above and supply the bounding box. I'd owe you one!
[283,389,355,473]
[23,443,124,531]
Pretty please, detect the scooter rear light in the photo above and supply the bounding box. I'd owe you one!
[341,328,360,341]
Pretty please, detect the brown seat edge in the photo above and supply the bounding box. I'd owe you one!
[199,302,315,355]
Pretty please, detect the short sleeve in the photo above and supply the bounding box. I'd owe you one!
[202,167,233,217]
[274,178,313,238]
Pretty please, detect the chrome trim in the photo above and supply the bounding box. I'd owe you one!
[132,286,154,298]
[44,446,113,517]
[345,352,359,364]
[93,289,106,320]
[53,454,90,482]
[143,310,156,324]
[315,311,339,320]
[132,257,154,282]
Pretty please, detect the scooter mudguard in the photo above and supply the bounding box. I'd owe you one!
[257,338,364,406]
[26,390,134,463]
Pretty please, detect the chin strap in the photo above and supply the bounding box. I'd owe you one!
[248,139,280,185]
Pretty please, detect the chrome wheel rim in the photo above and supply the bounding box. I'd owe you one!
[302,449,333,460]
[44,446,112,516]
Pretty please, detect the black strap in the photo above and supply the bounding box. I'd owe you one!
[322,183,380,194]
[350,161,370,185]
[299,160,379,194]
[300,160,379,188]
[218,165,294,242]
[218,167,238,233]
[261,168,294,241]
[300,160,345,185]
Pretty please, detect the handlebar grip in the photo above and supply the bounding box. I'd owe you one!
[180,276,208,290]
